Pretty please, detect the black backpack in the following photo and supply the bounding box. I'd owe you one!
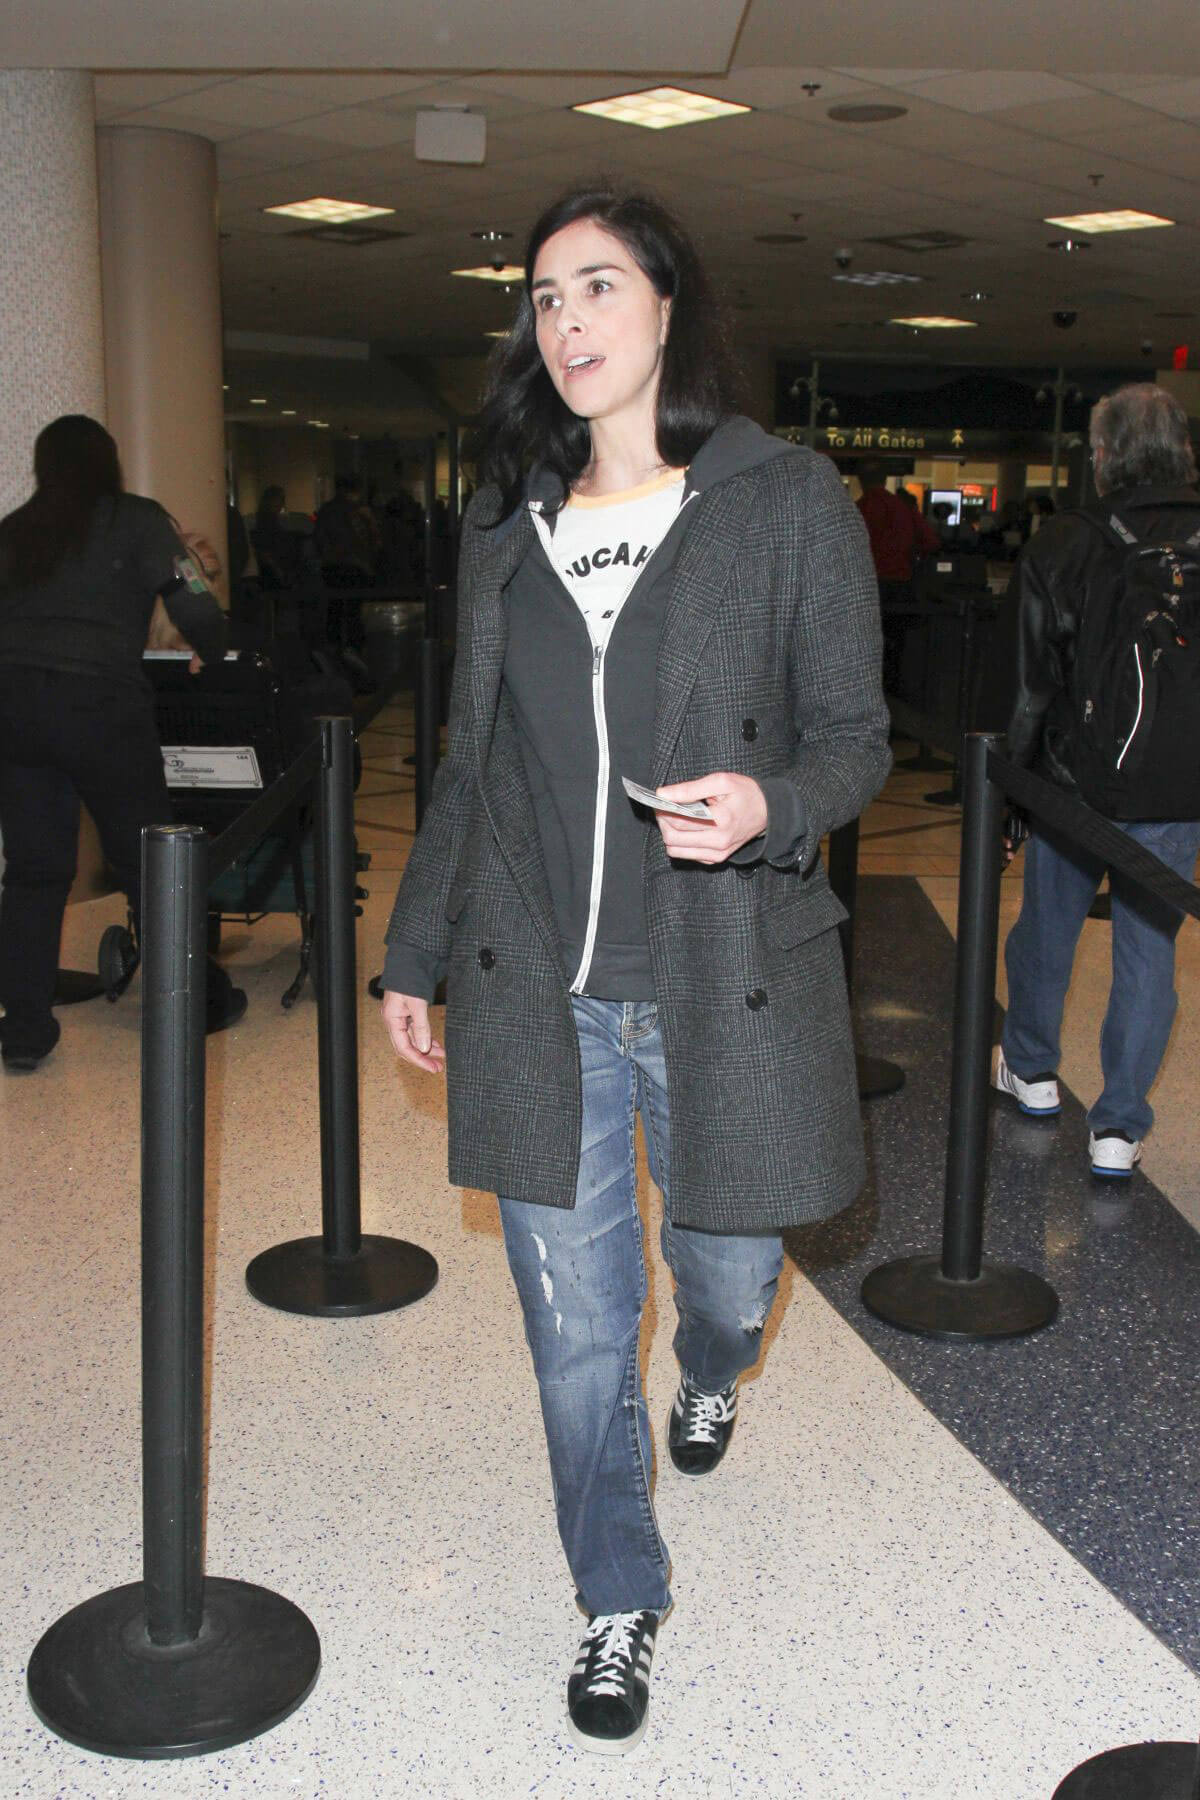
[1069,508,1200,819]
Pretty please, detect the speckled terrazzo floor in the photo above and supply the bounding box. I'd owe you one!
[2,713,1198,1798]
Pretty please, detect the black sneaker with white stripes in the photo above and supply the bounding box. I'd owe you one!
[566,1609,658,1755]
[667,1373,738,1476]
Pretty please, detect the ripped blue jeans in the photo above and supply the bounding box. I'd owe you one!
[498,997,784,1617]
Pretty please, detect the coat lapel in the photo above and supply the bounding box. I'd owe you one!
[464,506,565,973]
[651,472,753,782]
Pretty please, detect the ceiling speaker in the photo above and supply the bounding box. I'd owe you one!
[415,110,486,165]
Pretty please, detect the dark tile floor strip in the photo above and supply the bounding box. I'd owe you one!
[785,874,1200,1674]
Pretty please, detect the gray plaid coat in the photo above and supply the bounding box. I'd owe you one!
[387,441,890,1231]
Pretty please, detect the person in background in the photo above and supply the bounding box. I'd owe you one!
[0,414,244,1071]
[896,485,939,562]
[380,183,888,1756]
[314,474,380,657]
[856,460,920,691]
[995,383,1200,1177]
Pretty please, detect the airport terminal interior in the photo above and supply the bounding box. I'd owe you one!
[2,4,1200,1796]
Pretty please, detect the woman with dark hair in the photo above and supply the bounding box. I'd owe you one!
[0,414,237,1070]
[381,186,889,1753]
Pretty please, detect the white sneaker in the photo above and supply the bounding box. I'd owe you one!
[1089,1131,1143,1178]
[993,1049,1061,1116]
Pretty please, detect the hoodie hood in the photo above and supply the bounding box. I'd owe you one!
[523,413,798,515]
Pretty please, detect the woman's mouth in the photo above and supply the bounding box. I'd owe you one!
[563,354,605,378]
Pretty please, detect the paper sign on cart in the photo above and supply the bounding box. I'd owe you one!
[161,746,263,789]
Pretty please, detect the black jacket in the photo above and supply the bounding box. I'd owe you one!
[1000,485,1200,792]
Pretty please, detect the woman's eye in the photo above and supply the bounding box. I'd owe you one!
[587,279,612,296]
[536,293,559,313]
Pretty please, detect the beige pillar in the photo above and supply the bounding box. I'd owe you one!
[97,127,228,601]
[995,459,1026,512]
[0,71,106,515]
[0,72,109,899]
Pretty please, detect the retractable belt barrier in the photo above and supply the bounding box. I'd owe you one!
[27,714,436,1761]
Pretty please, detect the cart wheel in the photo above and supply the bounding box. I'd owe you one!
[98,924,138,1001]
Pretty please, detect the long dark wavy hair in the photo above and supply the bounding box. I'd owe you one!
[0,414,123,587]
[476,184,743,520]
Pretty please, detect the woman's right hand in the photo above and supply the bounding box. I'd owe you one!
[381,991,446,1074]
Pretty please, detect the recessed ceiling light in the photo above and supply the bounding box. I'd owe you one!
[484,330,510,339]
[452,264,526,283]
[827,103,908,124]
[471,228,512,242]
[868,231,969,253]
[281,408,297,416]
[249,397,268,405]
[308,419,330,428]
[833,270,924,287]
[961,290,993,302]
[1047,237,1092,253]
[1044,210,1174,234]
[264,198,395,225]
[572,86,751,130]
[755,233,808,245]
[222,383,229,391]
[889,315,978,329]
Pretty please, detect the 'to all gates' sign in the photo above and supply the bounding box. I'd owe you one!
[776,426,1073,456]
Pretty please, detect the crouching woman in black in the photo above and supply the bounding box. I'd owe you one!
[381,186,889,1755]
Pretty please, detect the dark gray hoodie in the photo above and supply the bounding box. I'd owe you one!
[383,415,811,1001]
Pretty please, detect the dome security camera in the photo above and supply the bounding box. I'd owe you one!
[1052,309,1078,329]
[1140,338,1154,357]
[491,253,506,273]
[834,247,853,270]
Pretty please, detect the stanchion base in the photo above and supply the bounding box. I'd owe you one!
[1052,1742,1199,1798]
[246,1234,438,1317]
[53,969,107,1005]
[923,785,961,808]
[861,1254,1058,1341]
[27,1576,320,1760]
[858,1054,905,1100]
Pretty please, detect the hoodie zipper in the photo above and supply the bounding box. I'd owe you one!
[531,487,696,995]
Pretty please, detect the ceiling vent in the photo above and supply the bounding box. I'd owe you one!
[288,224,411,248]
[866,230,971,253]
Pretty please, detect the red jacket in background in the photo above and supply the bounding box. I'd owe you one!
[857,486,935,583]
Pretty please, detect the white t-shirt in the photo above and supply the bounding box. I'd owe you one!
[533,469,687,651]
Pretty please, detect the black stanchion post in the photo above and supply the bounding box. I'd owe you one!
[246,718,438,1316]
[27,825,320,1758]
[861,735,1059,1339]
[1052,1738,1200,1798]
[827,817,905,1101]
[925,589,980,806]
[896,599,952,773]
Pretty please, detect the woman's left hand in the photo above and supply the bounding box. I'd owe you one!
[653,772,768,865]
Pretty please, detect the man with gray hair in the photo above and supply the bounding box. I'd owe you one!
[994,382,1200,1177]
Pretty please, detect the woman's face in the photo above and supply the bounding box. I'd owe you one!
[531,217,671,434]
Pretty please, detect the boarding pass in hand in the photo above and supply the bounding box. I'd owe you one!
[621,777,713,820]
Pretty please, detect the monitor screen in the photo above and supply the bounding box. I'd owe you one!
[930,488,962,524]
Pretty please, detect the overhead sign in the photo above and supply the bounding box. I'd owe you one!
[777,426,1076,456]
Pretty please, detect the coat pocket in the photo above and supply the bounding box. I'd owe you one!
[763,883,847,949]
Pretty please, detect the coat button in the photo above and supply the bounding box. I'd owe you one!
[735,864,756,879]
[478,947,496,970]
[742,717,758,741]
[745,987,768,1011]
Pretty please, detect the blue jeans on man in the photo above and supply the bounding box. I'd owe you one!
[1002,818,1200,1140]
[498,996,784,1618]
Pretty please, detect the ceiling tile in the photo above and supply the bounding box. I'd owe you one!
[900,71,1093,113]
[244,73,433,103]
[1128,78,1200,121]
[93,73,232,109]
[151,85,335,128]
[271,107,415,150]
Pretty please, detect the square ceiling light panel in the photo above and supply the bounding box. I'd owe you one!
[572,87,751,129]
[264,198,396,224]
[1043,210,1175,233]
